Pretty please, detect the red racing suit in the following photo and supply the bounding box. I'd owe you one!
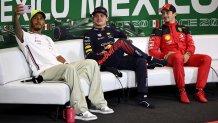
[148,22,212,89]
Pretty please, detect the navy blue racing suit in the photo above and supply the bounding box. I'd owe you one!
[83,26,150,94]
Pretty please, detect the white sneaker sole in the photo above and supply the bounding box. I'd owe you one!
[75,115,97,121]
[89,109,114,114]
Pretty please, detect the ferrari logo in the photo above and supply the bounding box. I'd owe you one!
[165,35,171,41]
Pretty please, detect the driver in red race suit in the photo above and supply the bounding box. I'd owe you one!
[148,4,212,104]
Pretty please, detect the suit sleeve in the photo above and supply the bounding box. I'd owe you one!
[83,33,103,60]
[148,28,165,59]
[183,27,195,55]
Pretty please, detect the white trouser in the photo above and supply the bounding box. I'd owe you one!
[40,59,107,113]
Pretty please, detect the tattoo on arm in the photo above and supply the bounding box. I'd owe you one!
[14,14,24,43]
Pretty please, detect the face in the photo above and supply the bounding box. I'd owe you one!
[30,13,45,32]
[161,10,176,23]
[93,13,108,28]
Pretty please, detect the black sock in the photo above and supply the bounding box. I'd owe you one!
[138,93,148,101]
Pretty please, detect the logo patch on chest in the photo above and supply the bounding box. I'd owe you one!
[164,35,172,44]
[165,35,171,41]
[179,34,185,41]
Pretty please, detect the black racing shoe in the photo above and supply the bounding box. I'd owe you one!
[139,98,155,109]
[137,94,155,109]
[148,57,168,68]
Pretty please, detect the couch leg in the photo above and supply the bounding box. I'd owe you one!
[114,89,122,103]
[48,105,61,121]
[117,89,122,103]
[55,105,60,121]
[117,94,121,103]
[121,88,129,102]
[122,88,130,102]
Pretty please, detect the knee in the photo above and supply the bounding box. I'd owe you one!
[136,58,147,66]
[172,54,184,64]
[65,65,76,72]
[85,59,98,66]
[202,55,212,64]
[115,39,125,45]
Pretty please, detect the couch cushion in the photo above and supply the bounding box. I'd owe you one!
[0,47,31,85]
[0,71,128,104]
[125,65,216,88]
[82,71,128,95]
[101,71,128,91]
[0,80,70,104]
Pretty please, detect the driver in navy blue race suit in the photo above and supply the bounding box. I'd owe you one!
[83,6,168,108]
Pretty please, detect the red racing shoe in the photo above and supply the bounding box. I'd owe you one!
[179,88,190,104]
[195,89,208,103]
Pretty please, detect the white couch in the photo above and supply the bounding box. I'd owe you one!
[0,35,217,105]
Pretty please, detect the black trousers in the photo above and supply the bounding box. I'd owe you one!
[99,40,149,94]
[118,56,148,94]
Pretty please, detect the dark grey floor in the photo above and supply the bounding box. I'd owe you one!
[0,83,218,123]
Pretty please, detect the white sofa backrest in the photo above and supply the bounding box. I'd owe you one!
[54,38,149,62]
[130,35,218,60]
[55,39,85,62]
[0,39,85,85]
[193,35,218,60]
[54,35,218,62]
[129,37,149,54]
[0,47,31,85]
[0,35,217,85]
